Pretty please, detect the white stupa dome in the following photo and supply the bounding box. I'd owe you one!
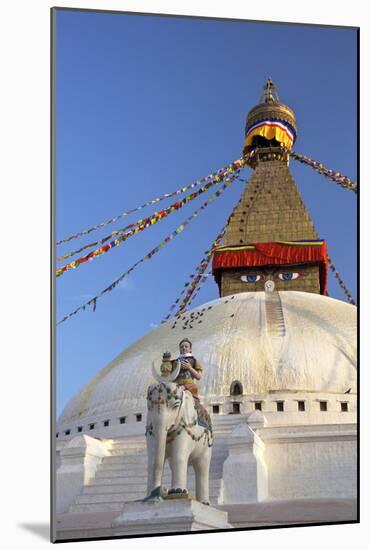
[57,291,356,431]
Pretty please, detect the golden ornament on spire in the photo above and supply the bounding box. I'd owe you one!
[260,77,279,103]
[243,79,297,166]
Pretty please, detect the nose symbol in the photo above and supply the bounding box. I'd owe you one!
[264,279,275,292]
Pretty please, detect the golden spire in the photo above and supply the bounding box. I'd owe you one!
[260,77,279,103]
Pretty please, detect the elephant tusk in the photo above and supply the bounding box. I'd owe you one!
[151,359,181,384]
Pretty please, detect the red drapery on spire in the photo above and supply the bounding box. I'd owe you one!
[212,240,328,295]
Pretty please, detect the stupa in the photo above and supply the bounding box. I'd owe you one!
[55,80,357,540]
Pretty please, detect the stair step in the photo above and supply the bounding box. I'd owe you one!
[103,455,148,464]
[92,475,149,485]
[74,493,221,508]
[109,449,146,456]
[84,485,149,496]
[78,486,221,502]
[94,468,223,480]
[94,469,224,481]
[84,479,222,494]
[75,490,219,505]
[97,463,224,475]
[109,448,148,455]
[101,454,226,466]
[107,449,226,458]
[97,463,147,473]
[111,442,146,447]
[76,493,145,504]
[98,461,223,472]
[108,450,148,458]
[111,445,146,452]
[95,472,151,480]
[89,475,222,488]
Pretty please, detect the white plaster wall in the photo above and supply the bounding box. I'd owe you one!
[264,439,357,500]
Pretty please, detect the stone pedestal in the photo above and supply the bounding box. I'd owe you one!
[56,435,113,513]
[223,421,268,503]
[111,499,232,535]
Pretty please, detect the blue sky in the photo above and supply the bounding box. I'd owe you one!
[55,9,357,417]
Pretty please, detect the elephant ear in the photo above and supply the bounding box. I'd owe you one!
[182,391,197,426]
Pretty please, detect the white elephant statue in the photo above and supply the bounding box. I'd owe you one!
[145,361,213,504]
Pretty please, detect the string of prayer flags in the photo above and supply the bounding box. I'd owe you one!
[162,189,246,322]
[327,256,356,305]
[56,162,244,278]
[56,165,245,263]
[56,220,139,262]
[56,168,242,325]
[56,157,247,246]
[185,269,211,311]
[56,163,245,265]
[175,193,246,317]
[161,263,211,323]
[290,150,357,193]
[173,230,226,317]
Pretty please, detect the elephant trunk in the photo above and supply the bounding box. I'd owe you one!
[150,420,168,493]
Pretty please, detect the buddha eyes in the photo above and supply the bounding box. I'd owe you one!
[277,272,301,281]
[241,274,263,283]
[240,272,302,283]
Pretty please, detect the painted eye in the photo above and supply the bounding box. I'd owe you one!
[241,274,262,283]
[278,272,300,281]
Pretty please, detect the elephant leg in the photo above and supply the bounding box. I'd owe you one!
[146,440,154,496]
[146,468,153,497]
[170,457,189,492]
[146,435,167,498]
[194,455,210,504]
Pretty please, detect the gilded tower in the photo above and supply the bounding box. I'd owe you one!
[212,79,328,298]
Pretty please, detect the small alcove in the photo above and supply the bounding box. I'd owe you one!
[230,380,243,396]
